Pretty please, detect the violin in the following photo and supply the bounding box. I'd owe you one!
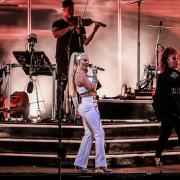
[69,16,106,28]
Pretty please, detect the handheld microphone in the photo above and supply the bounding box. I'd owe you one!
[11,64,21,68]
[88,64,105,71]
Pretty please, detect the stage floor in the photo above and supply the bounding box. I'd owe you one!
[0,164,180,179]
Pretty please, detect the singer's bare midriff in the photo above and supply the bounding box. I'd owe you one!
[80,92,96,98]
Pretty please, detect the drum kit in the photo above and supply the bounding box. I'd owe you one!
[126,0,173,89]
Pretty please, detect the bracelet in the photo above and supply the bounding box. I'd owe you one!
[92,78,98,83]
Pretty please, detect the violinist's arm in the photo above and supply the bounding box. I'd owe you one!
[83,22,101,46]
[51,26,74,38]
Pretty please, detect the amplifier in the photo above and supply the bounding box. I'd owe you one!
[134,89,153,100]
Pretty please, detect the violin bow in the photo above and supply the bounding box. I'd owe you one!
[81,0,89,19]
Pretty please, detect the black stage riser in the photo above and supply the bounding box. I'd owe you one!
[0,122,180,167]
[98,99,154,119]
[0,155,180,168]
[0,140,179,155]
[0,124,161,138]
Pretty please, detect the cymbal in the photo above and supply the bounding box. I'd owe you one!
[121,0,135,4]
[147,24,173,29]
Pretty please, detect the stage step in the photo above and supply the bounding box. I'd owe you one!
[0,121,179,167]
[0,121,162,139]
[0,120,160,128]
[0,136,178,154]
[0,136,178,143]
[0,150,180,167]
[0,150,180,159]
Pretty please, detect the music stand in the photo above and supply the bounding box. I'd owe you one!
[13,50,57,121]
[13,51,52,76]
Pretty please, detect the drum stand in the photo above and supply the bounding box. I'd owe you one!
[5,64,11,121]
[33,64,57,122]
[28,76,50,123]
[33,77,41,122]
[50,64,57,121]
[4,64,20,121]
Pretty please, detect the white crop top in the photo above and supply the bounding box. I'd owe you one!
[76,76,93,95]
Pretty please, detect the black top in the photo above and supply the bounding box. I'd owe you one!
[152,67,180,119]
[52,18,86,77]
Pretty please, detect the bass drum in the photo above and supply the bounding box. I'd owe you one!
[3,91,30,120]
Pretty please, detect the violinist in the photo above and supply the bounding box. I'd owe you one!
[51,0,102,120]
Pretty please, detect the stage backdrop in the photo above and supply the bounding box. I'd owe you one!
[0,0,179,118]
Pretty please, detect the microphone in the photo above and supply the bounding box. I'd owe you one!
[131,0,144,5]
[11,63,21,68]
[27,33,37,44]
[88,64,105,71]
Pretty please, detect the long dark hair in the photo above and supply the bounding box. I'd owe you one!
[161,47,177,69]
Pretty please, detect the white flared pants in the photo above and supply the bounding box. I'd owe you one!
[74,96,107,168]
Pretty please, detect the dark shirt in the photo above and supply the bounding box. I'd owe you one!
[52,18,86,77]
[152,67,180,119]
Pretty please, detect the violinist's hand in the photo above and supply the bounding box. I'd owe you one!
[69,24,80,34]
[69,25,80,34]
[75,26,81,34]
[94,22,101,32]
[70,25,75,31]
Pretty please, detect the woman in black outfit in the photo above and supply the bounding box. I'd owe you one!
[152,47,180,166]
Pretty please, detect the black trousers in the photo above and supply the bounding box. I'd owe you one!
[56,76,67,119]
[155,116,180,158]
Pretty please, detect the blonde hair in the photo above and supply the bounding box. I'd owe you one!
[63,52,82,115]
[68,52,79,97]
[67,52,89,96]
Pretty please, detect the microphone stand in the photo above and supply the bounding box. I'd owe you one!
[155,22,163,79]
[56,24,74,179]
[57,74,66,180]
[132,0,143,89]
[56,19,85,177]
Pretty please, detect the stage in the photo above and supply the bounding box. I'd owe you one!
[0,1,180,179]
[0,165,180,179]
[0,120,180,180]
